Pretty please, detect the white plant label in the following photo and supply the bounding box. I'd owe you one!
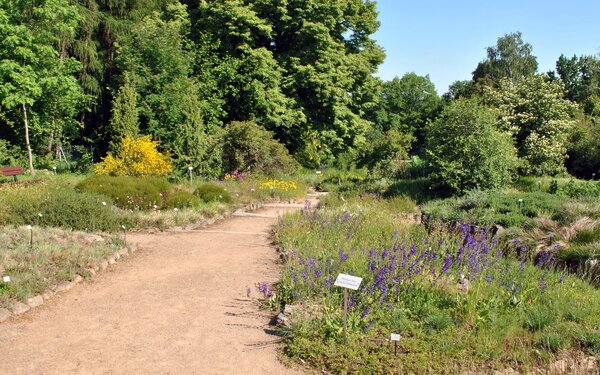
[334,273,362,290]
[391,333,401,341]
[3,276,10,283]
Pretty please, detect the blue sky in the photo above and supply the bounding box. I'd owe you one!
[372,0,600,95]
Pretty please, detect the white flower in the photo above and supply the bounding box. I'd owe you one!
[121,225,126,230]
[251,188,255,192]
[591,259,599,268]
[518,199,523,203]
[102,201,107,206]
[38,213,43,218]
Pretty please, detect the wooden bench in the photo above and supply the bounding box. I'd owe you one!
[0,166,24,182]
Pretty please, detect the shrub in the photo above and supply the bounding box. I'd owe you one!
[219,121,298,176]
[164,192,201,209]
[523,307,555,332]
[535,332,568,352]
[76,175,165,210]
[0,181,131,231]
[577,331,600,354]
[194,183,231,203]
[425,99,519,194]
[95,135,172,177]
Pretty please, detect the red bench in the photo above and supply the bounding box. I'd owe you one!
[0,166,24,182]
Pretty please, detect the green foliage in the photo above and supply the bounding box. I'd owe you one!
[577,331,600,354]
[566,119,600,179]
[384,178,437,203]
[274,197,600,373]
[473,31,538,87]
[76,175,167,210]
[422,190,575,228]
[164,191,201,209]
[0,226,123,304]
[555,54,600,113]
[219,121,298,175]
[375,73,440,148]
[194,182,231,203]
[0,180,131,231]
[108,72,139,150]
[0,139,25,167]
[357,128,414,177]
[425,99,519,194]
[523,307,555,332]
[485,76,578,176]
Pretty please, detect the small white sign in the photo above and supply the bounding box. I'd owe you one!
[391,333,401,341]
[3,276,10,283]
[334,273,362,290]
[315,170,322,175]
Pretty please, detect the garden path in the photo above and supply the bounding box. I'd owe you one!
[0,200,316,374]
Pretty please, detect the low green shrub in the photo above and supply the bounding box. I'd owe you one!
[164,191,201,209]
[385,178,439,203]
[577,331,600,354]
[523,307,555,332]
[194,182,231,203]
[535,332,568,352]
[0,180,132,231]
[76,175,165,210]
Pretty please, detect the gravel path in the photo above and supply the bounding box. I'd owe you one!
[0,202,310,375]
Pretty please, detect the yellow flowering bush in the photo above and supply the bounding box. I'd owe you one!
[258,178,298,192]
[95,136,172,177]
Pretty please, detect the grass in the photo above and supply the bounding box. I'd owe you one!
[271,195,600,374]
[0,226,123,307]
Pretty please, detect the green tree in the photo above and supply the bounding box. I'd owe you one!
[425,99,519,194]
[375,73,440,150]
[108,72,139,149]
[0,0,83,175]
[473,32,538,87]
[555,54,600,115]
[485,76,577,176]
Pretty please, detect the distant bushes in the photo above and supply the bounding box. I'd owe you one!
[164,191,201,209]
[219,121,298,176]
[194,182,231,203]
[0,181,130,231]
[76,175,168,210]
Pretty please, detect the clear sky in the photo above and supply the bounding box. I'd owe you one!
[372,0,600,95]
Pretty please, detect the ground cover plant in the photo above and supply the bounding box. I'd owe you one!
[0,226,124,307]
[271,197,600,374]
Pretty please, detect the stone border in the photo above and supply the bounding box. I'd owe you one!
[0,201,265,323]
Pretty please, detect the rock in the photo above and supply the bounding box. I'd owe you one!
[26,295,44,308]
[55,281,74,293]
[284,304,300,316]
[114,251,121,260]
[81,234,105,245]
[108,257,116,265]
[99,260,109,270]
[0,308,11,322]
[273,312,291,328]
[86,268,96,276]
[73,275,83,284]
[11,301,30,315]
[548,359,567,374]
[118,248,128,257]
[41,290,54,300]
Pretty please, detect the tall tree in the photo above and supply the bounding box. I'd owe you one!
[375,73,440,151]
[0,0,83,174]
[473,32,538,87]
[555,54,600,115]
[485,76,577,176]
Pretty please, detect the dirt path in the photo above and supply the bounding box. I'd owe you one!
[0,202,311,375]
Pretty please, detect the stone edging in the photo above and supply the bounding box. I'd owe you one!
[0,201,265,323]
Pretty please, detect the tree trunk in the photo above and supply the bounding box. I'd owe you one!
[22,102,35,176]
[47,119,56,152]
